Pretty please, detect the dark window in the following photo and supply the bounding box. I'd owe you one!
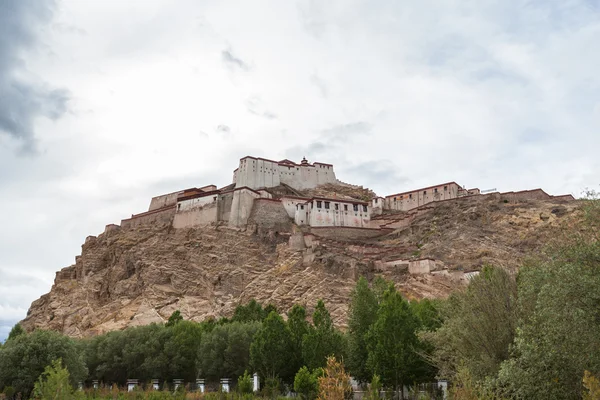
[335,203,339,210]
[444,186,448,191]
[363,205,368,212]
[353,204,359,212]
[400,195,404,200]
[316,201,322,208]
[409,194,413,199]
[423,191,427,195]
[434,188,438,193]
[300,205,304,210]
[325,202,330,209]
[394,197,397,201]
[344,204,348,211]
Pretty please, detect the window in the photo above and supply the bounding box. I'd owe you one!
[300,205,304,210]
[353,204,359,212]
[344,204,348,211]
[363,205,368,212]
[335,203,339,210]
[400,195,404,200]
[177,204,181,211]
[444,186,448,191]
[409,194,413,199]
[325,202,330,209]
[316,201,322,208]
[394,197,397,201]
[423,191,427,195]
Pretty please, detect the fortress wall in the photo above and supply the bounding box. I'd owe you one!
[229,188,261,227]
[248,199,293,232]
[177,192,218,212]
[499,189,551,203]
[173,202,218,229]
[149,191,183,211]
[281,196,309,218]
[310,226,392,240]
[280,163,337,190]
[217,192,233,222]
[552,194,576,201]
[121,205,175,230]
[385,182,460,211]
[235,158,281,189]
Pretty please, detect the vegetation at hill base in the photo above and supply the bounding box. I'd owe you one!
[0,194,598,399]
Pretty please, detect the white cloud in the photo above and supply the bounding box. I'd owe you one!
[0,0,599,329]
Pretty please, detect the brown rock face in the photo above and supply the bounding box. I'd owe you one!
[22,196,579,338]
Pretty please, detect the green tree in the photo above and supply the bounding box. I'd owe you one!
[7,324,25,342]
[32,359,73,400]
[366,284,420,398]
[198,321,260,381]
[0,330,86,397]
[250,311,294,382]
[166,310,183,327]
[423,266,517,382]
[288,304,310,374]
[232,299,265,323]
[346,277,379,383]
[294,366,320,400]
[164,320,204,381]
[238,370,254,394]
[302,300,345,370]
[496,197,600,400]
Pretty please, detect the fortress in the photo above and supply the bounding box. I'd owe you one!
[115,155,575,238]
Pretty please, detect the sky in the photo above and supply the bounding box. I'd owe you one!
[1,0,599,341]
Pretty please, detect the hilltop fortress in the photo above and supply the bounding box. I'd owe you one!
[112,155,575,240]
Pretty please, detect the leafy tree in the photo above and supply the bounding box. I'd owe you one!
[496,210,600,399]
[302,300,345,370]
[0,330,86,397]
[32,359,73,400]
[250,311,295,382]
[294,366,321,400]
[164,320,204,381]
[166,310,183,327]
[288,304,310,374]
[7,324,25,342]
[263,304,278,318]
[198,321,260,381]
[237,370,254,394]
[423,266,517,382]
[364,374,382,400]
[232,299,265,323]
[346,277,379,383]
[366,284,420,398]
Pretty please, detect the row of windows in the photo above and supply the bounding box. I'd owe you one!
[393,185,450,201]
[315,201,367,212]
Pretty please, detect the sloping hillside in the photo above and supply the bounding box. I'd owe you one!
[21,195,579,337]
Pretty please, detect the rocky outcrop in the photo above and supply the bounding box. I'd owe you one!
[22,195,579,338]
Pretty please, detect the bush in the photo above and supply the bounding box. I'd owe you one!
[238,370,254,394]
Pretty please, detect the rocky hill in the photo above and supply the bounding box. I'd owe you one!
[21,193,579,338]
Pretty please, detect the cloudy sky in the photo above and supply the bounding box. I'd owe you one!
[1,0,599,341]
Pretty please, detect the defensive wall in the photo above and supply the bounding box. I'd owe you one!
[309,226,393,240]
[247,198,293,231]
[121,205,176,230]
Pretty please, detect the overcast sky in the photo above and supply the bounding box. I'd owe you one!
[1,0,599,341]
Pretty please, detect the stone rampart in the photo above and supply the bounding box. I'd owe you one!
[173,202,218,229]
[121,205,176,230]
[247,198,293,232]
[310,226,393,240]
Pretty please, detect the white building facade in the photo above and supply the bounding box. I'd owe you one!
[293,197,371,228]
[233,156,338,191]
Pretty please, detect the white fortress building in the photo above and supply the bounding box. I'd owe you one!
[233,156,338,190]
[116,155,575,239]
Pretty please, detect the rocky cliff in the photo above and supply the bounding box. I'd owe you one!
[21,194,579,337]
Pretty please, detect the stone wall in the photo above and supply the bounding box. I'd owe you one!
[121,205,175,230]
[248,199,293,232]
[173,202,218,229]
[229,188,261,227]
[148,191,183,211]
[310,226,392,240]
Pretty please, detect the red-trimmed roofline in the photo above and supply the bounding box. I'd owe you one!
[238,155,332,169]
[301,196,369,205]
[178,189,221,202]
[122,204,176,221]
[385,182,460,198]
[281,195,312,201]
